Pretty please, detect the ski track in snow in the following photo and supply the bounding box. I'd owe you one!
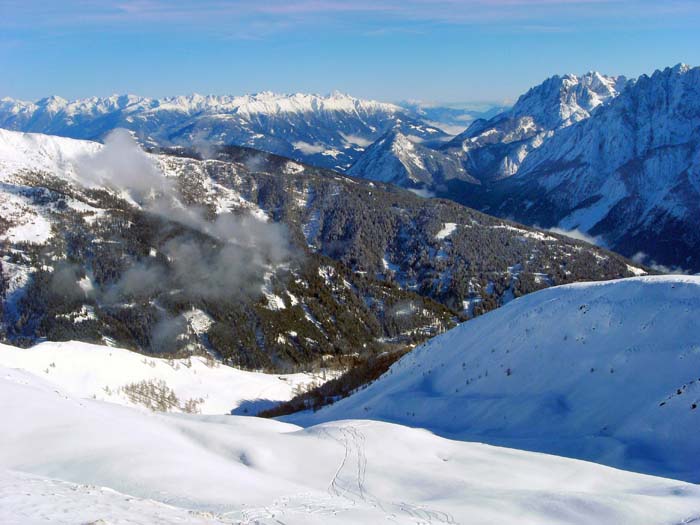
[321,425,456,524]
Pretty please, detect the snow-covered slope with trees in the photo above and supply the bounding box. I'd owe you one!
[289,275,700,483]
[2,364,700,524]
[1,129,643,368]
[0,92,446,171]
[0,341,332,414]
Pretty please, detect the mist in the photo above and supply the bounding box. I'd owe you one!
[73,129,295,348]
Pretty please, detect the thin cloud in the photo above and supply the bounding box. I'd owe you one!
[548,227,604,247]
[4,0,700,32]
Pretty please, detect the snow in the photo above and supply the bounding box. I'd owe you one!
[626,264,648,276]
[286,291,300,306]
[2,364,700,524]
[283,161,305,174]
[522,230,557,242]
[290,276,700,483]
[321,148,343,158]
[0,128,100,179]
[510,65,700,267]
[302,209,321,248]
[1,210,52,244]
[183,308,214,334]
[0,341,326,415]
[261,272,287,311]
[0,188,53,245]
[435,222,457,240]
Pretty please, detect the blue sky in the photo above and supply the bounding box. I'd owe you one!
[1,0,699,103]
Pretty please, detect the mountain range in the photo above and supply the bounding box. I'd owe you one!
[348,65,700,272]
[3,66,700,525]
[0,92,471,172]
[4,65,698,272]
[0,128,643,371]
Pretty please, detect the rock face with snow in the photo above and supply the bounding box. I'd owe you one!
[0,92,446,171]
[3,361,700,524]
[350,65,700,271]
[442,71,627,181]
[290,276,700,483]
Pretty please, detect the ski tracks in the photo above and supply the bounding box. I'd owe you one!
[322,424,457,524]
[227,424,457,524]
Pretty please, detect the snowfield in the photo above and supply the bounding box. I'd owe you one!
[1,126,699,522]
[0,341,331,415]
[2,365,700,525]
[289,275,700,483]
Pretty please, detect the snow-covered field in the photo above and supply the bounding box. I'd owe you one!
[0,341,331,415]
[2,364,700,525]
[290,275,700,483]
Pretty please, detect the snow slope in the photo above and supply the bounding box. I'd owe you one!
[289,275,700,482]
[2,365,700,524]
[0,127,100,177]
[0,130,102,247]
[0,341,331,415]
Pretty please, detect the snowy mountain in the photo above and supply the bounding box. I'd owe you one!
[347,129,472,188]
[0,129,643,367]
[289,275,700,483]
[441,71,627,181]
[0,92,447,171]
[470,64,700,271]
[351,65,700,271]
[348,71,625,190]
[3,361,700,524]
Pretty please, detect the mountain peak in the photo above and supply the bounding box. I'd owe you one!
[672,62,692,73]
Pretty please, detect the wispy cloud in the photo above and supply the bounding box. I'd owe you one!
[4,0,700,35]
